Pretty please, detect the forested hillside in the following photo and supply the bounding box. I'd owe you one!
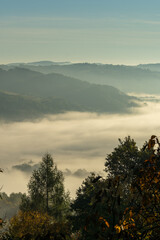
[3,62,160,93]
[0,68,138,121]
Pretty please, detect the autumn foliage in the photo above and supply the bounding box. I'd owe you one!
[116,135,160,239]
[5,210,71,240]
[1,136,160,239]
[71,136,160,239]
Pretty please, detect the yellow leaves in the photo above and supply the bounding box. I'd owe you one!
[114,218,135,235]
[122,220,129,230]
[115,224,121,233]
[9,211,54,239]
[8,210,71,240]
[123,218,135,229]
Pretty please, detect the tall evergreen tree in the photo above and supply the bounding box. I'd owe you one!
[20,153,70,220]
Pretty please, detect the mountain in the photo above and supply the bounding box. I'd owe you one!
[26,61,71,66]
[1,61,71,67]
[0,68,138,121]
[0,90,83,121]
[138,63,160,72]
[3,63,160,94]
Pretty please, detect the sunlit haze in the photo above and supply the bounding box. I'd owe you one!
[0,99,159,197]
[1,0,160,65]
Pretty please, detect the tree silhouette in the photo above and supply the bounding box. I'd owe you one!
[20,153,70,220]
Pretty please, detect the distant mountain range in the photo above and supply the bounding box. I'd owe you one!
[1,61,160,94]
[0,67,138,121]
[138,63,160,72]
[6,61,71,67]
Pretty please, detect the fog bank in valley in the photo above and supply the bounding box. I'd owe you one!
[0,99,159,197]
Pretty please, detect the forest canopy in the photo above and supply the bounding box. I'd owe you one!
[0,136,160,240]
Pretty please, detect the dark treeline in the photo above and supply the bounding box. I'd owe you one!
[0,136,160,239]
[0,193,23,219]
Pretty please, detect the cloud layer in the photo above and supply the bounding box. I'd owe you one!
[0,99,160,197]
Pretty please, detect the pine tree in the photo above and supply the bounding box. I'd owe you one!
[20,153,70,220]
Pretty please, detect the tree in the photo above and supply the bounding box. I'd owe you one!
[115,135,160,239]
[0,192,23,219]
[20,153,70,220]
[71,173,126,240]
[71,137,155,239]
[4,210,71,240]
[105,136,150,181]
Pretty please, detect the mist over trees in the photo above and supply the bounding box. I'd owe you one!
[0,62,160,239]
[1,154,71,239]
[0,136,160,239]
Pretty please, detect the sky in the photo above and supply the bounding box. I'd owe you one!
[1,0,160,65]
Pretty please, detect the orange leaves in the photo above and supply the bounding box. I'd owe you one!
[129,210,133,218]
[118,135,160,238]
[104,219,110,228]
[0,218,4,229]
[114,218,135,235]
[154,177,159,183]
[147,135,160,150]
[99,217,110,228]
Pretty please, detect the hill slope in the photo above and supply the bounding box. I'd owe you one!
[0,68,138,121]
[0,91,84,121]
[5,63,160,94]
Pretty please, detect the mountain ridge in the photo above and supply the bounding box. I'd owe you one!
[2,62,160,94]
[0,67,138,121]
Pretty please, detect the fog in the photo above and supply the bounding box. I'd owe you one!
[0,99,160,197]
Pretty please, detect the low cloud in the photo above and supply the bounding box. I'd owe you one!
[63,168,91,178]
[12,163,91,179]
[12,162,40,174]
[1,99,160,197]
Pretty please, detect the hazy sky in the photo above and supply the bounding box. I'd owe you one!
[1,0,160,65]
